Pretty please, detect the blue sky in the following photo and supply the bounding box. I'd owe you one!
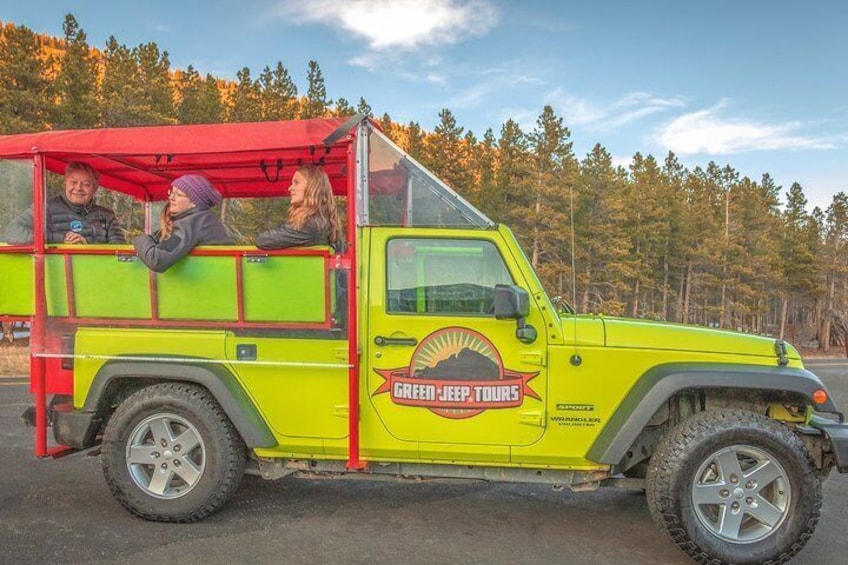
[2,0,845,211]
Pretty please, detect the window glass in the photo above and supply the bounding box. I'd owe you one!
[387,238,513,315]
[367,129,492,228]
[0,159,34,245]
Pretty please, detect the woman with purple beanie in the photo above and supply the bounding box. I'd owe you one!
[133,174,234,272]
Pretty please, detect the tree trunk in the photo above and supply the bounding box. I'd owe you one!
[581,267,591,313]
[531,193,540,269]
[820,276,835,352]
[844,324,848,358]
[662,257,669,320]
[632,278,640,318]
[779,296,788,341]
[682,263,692,324]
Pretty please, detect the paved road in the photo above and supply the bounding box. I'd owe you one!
[1,360,846,564]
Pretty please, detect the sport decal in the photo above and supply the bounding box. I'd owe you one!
[373,327,540,419]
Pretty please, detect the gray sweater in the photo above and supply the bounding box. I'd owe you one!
[133,207,233,273]
[5,195,125,244]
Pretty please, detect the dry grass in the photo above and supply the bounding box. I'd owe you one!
[0,345,30,376]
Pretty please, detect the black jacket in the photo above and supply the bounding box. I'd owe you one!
[133,207,233,272]
[5,195,125,244]
[256,216,332,250]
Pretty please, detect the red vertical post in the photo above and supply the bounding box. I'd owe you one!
[345,132,363,470]
[31,155,48,457]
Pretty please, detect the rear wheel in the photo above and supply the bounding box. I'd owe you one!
[101,382,246,522]
[646,409,821,564]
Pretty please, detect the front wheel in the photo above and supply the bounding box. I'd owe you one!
[101,382,246,522]
[646,409,822,564]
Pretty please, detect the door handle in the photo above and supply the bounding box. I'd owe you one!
[374,336,418,347]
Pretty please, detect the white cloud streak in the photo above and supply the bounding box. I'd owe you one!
[271,0,499,51]
[654,103,835,155]
[545,89,685,130]
[446,70,541,109]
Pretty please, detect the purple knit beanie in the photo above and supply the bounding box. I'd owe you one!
[172,174,222,209]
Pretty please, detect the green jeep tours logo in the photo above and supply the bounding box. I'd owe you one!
[373,327,539,419]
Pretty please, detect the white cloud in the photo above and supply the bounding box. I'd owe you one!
[654,103,835,155]
[425,73,447,85]
[446,71,540,109]
[544,89,684,130]
[611,155,632,169]
[272,0,499,51]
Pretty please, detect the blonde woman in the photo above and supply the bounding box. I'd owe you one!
[256,165,341,250]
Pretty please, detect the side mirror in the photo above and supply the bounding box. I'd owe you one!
[493,285,537,344]
[493,284,530,320]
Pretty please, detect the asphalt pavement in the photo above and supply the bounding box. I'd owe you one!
[0,359,846,564]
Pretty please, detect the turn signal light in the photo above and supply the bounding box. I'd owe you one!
[812,389,828,405]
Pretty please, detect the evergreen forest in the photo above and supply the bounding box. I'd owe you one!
[1,14,846,353]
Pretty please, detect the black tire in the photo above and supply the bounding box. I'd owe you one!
[646,409,822,565]
[101,382,246,522]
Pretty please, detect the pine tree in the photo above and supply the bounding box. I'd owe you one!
[134,42,176,124]
[356,97,373,117]
[404,121,426,161]
[303,60,329,119]
[227,67,262,122]
[101,37,143,126]
[53,13,98,129]
[334,97,353,117]
[425,108,473,194]
[177,66,223,124]
[727,175,782,332]
[0,24,52,133]
[258,62,297,120]
[660,152,687,321]
[494,119,533,244]
[778,182,820,340]
[529,106,577,290]
[820,192,848,351]
[626,153,671,318]
[378,112,399,142]
[575,144,630,313]
[475,128,498,216]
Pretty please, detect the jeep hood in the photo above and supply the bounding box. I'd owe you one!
[600,317,800,361]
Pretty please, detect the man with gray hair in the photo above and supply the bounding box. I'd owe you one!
[5,161,125,244]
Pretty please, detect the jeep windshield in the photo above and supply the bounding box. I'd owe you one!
[364,127,493,229]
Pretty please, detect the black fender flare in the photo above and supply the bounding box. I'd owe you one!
[83,360,277,449]
[585,362,835,465]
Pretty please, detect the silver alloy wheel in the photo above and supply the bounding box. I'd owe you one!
[691,444,791,544]
[125,413,206,499]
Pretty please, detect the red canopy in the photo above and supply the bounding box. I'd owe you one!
[0,118,361,200]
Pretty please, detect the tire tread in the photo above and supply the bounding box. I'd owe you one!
[646,409,822,565]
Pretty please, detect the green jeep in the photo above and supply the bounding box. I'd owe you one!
[1,115,845,565]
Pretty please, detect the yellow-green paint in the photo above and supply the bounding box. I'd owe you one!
[45,254,68,317]
[242,254,326,322]
[72,254,151,319]
[224,336,348,441]
[158,256,238,320]
[0,253,33,316]
[28,223,805,470]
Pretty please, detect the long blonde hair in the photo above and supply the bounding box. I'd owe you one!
[158,203,173,240]
[287,165,341,246]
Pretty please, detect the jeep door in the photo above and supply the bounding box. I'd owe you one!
[364,228,548,461]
